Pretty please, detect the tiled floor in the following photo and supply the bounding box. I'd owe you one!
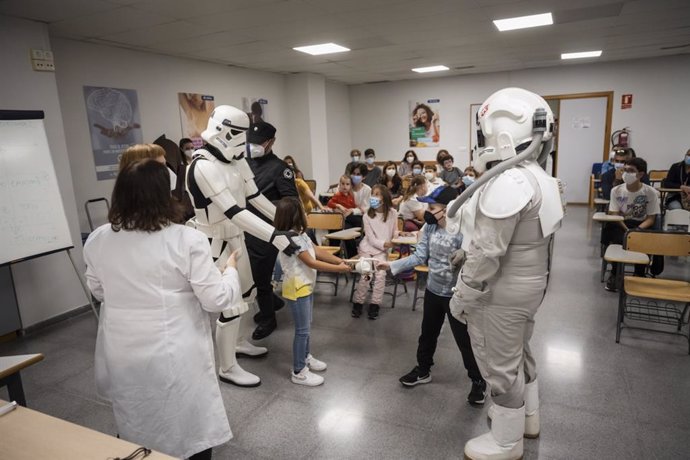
[2,206,689,459]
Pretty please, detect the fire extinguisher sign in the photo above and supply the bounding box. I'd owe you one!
[621,94,633,109]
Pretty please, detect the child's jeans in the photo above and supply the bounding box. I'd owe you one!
[288,294,313,373]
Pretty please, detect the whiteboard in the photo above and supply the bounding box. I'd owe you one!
[0,111,73,265]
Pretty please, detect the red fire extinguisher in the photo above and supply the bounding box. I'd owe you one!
[611,127,630,148]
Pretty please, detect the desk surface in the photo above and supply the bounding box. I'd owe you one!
[325,228,361,240]
[0,399,175,460]
[392,236,418,245]
[0,354,44,380]
[603,244,650,265]
[655,187,682,193]
[592,212,624,222]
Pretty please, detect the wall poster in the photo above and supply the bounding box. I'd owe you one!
[178,93,215,149]
[409,98,440,147]
[83,86,143,181]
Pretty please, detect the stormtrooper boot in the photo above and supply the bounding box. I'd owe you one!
[216,318,261,387]
[523,380,540,439]
[465,404,524,460]
[488,380,539,439]
[235,313,268,358]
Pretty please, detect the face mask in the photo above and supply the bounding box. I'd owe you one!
[685,156,690,165]
[249,143,265,158]
[386,169,396,178]
[286,163,294,169]
[183,148,195,159]
[369,197,381,209]
[423,210,441,225]
[352,156,360,163]
[412,168,422,175]
[406,156,414,163]
[614,162,625,170]
[622,172,638,185]
[351,175,362,185]
[462,175,475,186]
[424,172,434,181]
[366,157,374,165]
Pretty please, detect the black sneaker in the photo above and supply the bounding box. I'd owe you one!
[367,304,379,320]
[399,366,432,387]
[604,276,617,292]
[352,303,363,318]
[467,379,487,404]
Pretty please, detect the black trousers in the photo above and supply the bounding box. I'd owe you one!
[246,232,282,324]
[417,289,483,381]
[189,447,212,460]
[343,214,363,258]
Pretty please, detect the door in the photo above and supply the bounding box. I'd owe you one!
[556,97,608,203]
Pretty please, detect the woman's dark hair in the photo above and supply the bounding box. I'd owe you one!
[179,138,193,149]
[109,159,181,232]
[349,162,368,177]
[274,197,307,233]
[413,103,434,128]
[402,149,418,163]
[368,184,394,222]
[379,161,402,194]
[403,175,427,201]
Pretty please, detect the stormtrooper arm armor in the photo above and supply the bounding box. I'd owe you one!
[236,157,276,221]
[194,160,292,252]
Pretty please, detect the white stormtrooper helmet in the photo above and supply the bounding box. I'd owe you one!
[474,87,554,173]
[201,105,250,161]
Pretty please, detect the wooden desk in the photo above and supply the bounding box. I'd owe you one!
[0,399,175,460]
[604,244,650,291]
[593,198,610,212]
[592,212,624,223]
[325,228,361,240]
[655,187,682,212]
[0,354,44,406]
[392,236,418,245]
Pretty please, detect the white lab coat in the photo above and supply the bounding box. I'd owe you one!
[84,223,239,459]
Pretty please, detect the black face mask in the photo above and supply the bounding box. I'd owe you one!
[424,210,441,225]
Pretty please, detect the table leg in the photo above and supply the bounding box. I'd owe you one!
[1,372,27,407]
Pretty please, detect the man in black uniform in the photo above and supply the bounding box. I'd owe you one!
[245,121,298,340]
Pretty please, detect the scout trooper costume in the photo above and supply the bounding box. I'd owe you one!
[445,88,565,460]
[186,105,298,387]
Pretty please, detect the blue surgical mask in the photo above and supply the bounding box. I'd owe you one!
[352,156,360,163]
[412,168,422,175]
[351,174,362,185]
[685,156,690,165]
[366,157,375,165]
[369,197,381,209]
[462,175,475,186]
[613,162,624,169]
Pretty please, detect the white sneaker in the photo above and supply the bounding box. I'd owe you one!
[291,366,324,386]
[306,354,327,371]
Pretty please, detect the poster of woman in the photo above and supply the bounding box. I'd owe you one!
[178,93,215,148]
[409,99,440,147]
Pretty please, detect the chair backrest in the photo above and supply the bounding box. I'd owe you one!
[304,179,316,194]
[307,212,344,231]
[591,162,602,176]
[625,229,690,257]
[663,209,690,232]
[648,170,668,182]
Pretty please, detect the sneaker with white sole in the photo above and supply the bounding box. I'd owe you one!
[306,354,327,371]
[399,366,432,387]
[291,366,324,386]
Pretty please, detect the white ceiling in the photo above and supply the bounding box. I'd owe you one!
[2,0,690,84]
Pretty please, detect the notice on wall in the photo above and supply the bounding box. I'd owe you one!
[242,97,269,123]
[179,93,215,149]
[83,86,143,181]
[409,99,440,147]
[621,94,633,110]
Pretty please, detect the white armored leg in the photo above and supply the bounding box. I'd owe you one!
[523,379,539,438]
[236,306,267,357]
[464,405,524,460]
[216,315,261,387]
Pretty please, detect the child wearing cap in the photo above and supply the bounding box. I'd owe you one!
[377,186,487,404]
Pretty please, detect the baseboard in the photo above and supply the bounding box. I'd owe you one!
[21,303,98,335]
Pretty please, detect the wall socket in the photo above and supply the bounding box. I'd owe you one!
[30,48,55,72]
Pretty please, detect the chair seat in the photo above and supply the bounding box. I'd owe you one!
[318,245,341,255]
[414,265,428,273]
[388,253,400,261]
[624,276,690,303]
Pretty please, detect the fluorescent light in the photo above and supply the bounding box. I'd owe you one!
[561,50,602,59]
[412,65,449,73]
[293,43,350,56]
[493,12,553,31]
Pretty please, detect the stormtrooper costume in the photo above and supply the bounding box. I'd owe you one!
[186,105,299,387]
[446,88,565,460]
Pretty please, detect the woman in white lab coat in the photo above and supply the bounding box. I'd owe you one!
[84,158,240,459]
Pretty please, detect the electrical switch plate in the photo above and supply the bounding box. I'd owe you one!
[30,48,44,60]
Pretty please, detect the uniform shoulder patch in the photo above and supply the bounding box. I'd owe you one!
[283,168,294,179]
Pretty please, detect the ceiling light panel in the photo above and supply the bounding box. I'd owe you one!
[411,65,449,73]
[293,43,350,55]
[561,50,602,59]
[493,13,553,32]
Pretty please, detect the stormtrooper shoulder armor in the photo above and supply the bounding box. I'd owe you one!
[478,168,534,219]
[191,154,227,197]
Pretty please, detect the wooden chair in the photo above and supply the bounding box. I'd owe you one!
[617,230,690,353]
[648,170,668,187]
[307,212,345,295]
[411,265,428,311]
[304,179,316,194]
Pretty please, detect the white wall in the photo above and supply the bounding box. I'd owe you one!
[0,16,87,327]
[349,55,690,172]
[326,81,352,186]
[52,38,290,233]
